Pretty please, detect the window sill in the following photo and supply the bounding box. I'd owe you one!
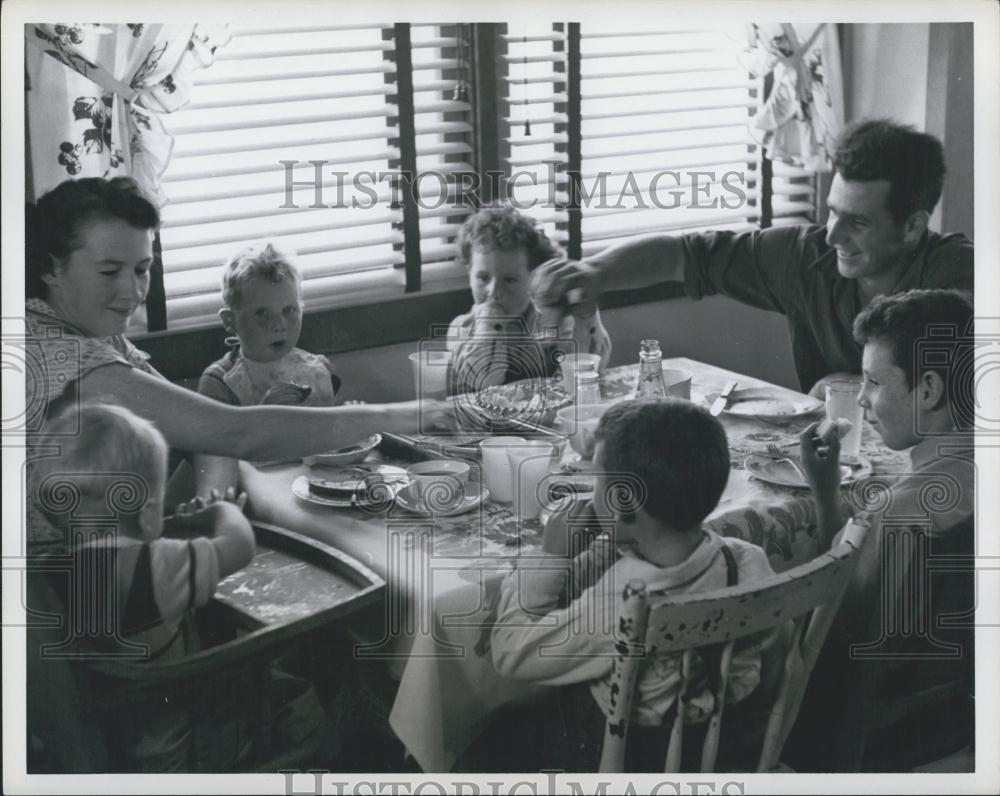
[135,281,685,383]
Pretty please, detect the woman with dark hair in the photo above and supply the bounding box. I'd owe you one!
[24,177,453,555]
[447,205,612,393]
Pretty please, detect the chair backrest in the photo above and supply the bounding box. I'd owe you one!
[599,516,870,773]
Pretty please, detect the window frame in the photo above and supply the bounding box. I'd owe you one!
[134,22,814,380]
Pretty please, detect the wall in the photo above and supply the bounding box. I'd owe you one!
[846,22,974,239]
[848,24,930,129]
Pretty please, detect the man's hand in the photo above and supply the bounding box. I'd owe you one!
[529,258,601,322]
[799,421,842,501]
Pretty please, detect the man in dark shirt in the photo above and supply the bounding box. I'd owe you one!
[529,119,974,393]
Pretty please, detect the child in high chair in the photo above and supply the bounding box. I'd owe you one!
[490,399,776,771]
[31,403,256,769]
[199,241,341,407]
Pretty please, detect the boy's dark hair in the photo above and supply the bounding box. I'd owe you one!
[456,205,562,271]
[854,289,974,421]
[26,177,160,299]
[595,399,730,531]
[832,118,946,226]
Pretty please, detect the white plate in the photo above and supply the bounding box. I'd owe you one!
[293,464,408,509]
[744,453,872,489]
[706,387,823,420]
[393,481,489,517]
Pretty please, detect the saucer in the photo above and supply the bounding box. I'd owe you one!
[293,464,408,509]
[393,481,489,517]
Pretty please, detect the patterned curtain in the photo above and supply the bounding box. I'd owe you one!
[25,23,231,205]
[742,23,845,173]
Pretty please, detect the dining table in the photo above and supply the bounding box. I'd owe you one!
[239,356,907,772]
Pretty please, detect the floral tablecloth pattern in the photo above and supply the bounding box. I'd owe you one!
[242,357,904,772]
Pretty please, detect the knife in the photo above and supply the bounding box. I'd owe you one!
[710,380,739,416]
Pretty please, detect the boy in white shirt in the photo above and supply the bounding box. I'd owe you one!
[490,399,775,770]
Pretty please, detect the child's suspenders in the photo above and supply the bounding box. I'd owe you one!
[720,542,738,587]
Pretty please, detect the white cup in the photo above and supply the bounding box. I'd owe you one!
[479,436,527,503]
[409,349,451,400]
[661,367,693,400]
[506,441,555,519]
[406,459,470,511]
[825,379,864,462]
[560,353,602,395]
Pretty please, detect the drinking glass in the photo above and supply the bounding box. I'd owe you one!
[506,441,554,519]
[560,353,602,395]
[825,379,864,461]
[660,367,693,400]
[409,349,451,400]
[479,436,526,503]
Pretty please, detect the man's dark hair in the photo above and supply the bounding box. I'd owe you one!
[26,177,160,299]
[595,399,730,531]
[854,289,974,421]
[833,119,946,226]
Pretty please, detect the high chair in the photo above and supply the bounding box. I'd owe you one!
[26,521,384,773]
[598,515,870,773]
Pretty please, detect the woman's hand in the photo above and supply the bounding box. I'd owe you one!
[799,421,842,501]
[261,381,313,405]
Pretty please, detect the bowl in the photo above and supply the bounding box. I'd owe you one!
[303,433,382,468]
[555,404,611,459]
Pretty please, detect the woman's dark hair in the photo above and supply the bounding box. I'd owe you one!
[26,177,160,298]
[594,399,731,531]
[455,205,562,271]
[832,119,946,226]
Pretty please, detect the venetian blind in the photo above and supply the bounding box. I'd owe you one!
[576,24,766,257]
[501,27,571,247]
[158,24,472,331]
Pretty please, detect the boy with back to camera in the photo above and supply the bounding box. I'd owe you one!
[489,399,777,771]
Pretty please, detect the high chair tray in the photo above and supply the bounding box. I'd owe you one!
[213,522,385,631]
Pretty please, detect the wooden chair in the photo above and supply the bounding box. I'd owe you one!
[598,516,871,773]
[27,521,384,773]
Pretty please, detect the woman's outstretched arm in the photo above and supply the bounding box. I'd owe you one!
[76,363,453,461]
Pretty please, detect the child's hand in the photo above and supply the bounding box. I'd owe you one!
[261,381,312,405]
[470,302,518,337]
[799,421,842,499]
[173,498,228,534]
[175,488,248,520]
[541,503,595,558]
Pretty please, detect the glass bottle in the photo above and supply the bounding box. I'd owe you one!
[576,369,601,405]
[634,339,668,399]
